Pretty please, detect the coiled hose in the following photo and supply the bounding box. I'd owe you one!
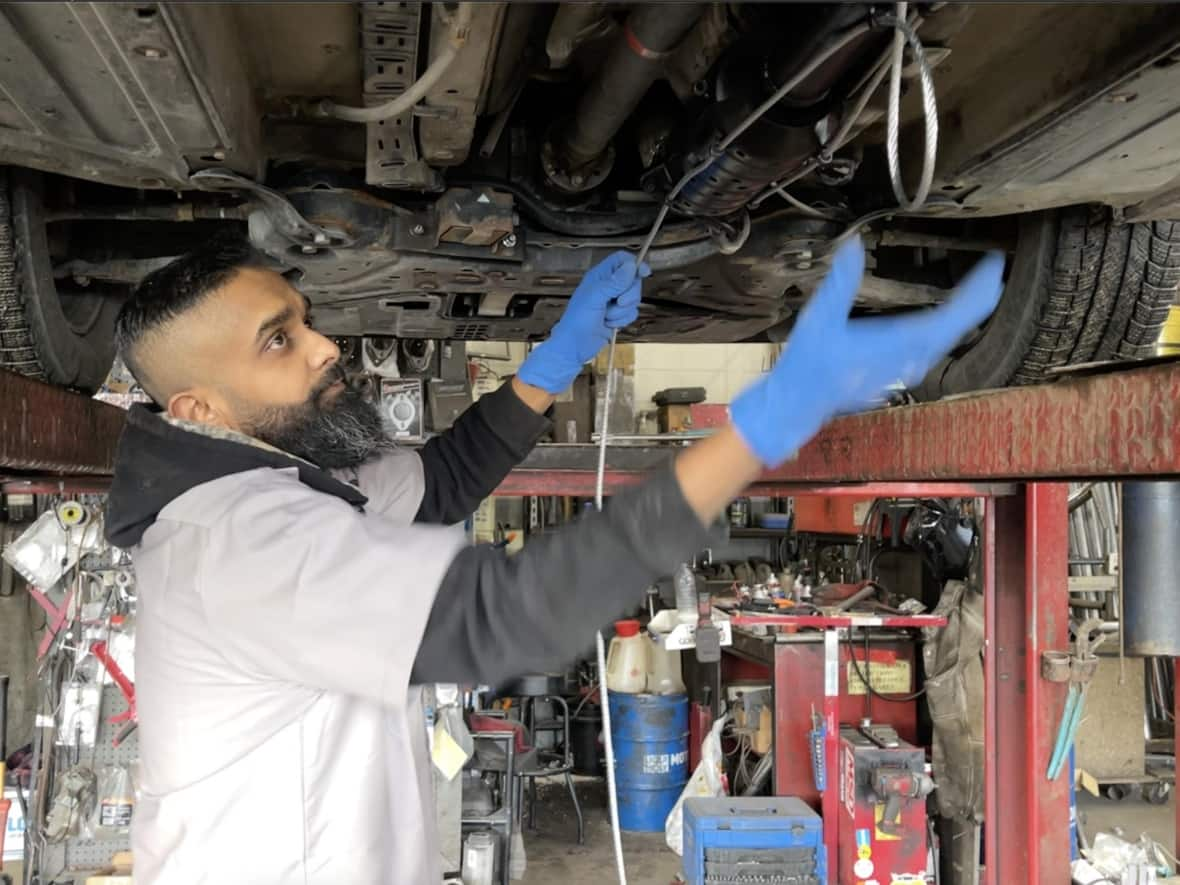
[884,2,939,210]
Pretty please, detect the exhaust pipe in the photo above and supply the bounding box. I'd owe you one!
[544,3,704,193]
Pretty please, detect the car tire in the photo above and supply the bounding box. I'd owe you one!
[0,168,119,392]
[916,206,1180,399]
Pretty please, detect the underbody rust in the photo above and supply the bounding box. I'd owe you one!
[5,359,1179,487]
[0,370,125,474]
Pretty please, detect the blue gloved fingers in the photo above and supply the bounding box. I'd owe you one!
[604,304,640,328]
[602,275,644,326]
[637,261,653,279]
[795,237,866,335]
[583,250,641,294]
[930,250,1006,335]
[612,278,643,309]
[855,250,1004,378]
[845,252,1005,389]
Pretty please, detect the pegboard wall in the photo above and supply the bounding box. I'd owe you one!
[37,684,137,876]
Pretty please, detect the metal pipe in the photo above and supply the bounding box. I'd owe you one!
[873,230,1016,253]
[1122,481,1180,656]
[835,582,880,611]
[559,3,704,169]
[546,3,608,69]
[46,204,249,223]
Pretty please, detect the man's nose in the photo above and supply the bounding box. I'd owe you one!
[309,328,341,371]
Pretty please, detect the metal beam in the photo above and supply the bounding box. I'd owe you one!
[770,360,1180,483]
[505,360,1180,494]
[0,371,124,474]
[7,358,1180,486]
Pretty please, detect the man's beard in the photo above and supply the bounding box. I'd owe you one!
[238,367,394,470]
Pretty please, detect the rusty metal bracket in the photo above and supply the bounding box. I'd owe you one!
[1041,651,1071,683]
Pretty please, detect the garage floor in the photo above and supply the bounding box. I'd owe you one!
[519,782,1176,884]
[1080,792,1176,857]
[521,780,681,885]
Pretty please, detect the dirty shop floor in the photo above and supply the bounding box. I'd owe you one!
[519,782,1177,884]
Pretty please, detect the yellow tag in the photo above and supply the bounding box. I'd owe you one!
[1078,768,1101,798]
[874,804,901,841]
[431,726,469,781]
[847,660,912,696]
[858,845,873,860]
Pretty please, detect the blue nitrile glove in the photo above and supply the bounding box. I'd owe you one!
[517,251,651,394]
[730,236,1005,467]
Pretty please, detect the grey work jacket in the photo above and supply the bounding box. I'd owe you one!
[130,452,460,884]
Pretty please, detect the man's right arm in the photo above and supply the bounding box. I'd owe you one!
[411,426,759,685]
[412,240,1005,684]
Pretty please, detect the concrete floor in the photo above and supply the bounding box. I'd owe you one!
[521,779,682,885]
[1080,790,1176,857]
[518,781,1177,884]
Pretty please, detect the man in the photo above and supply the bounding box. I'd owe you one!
[105,231,1002,884]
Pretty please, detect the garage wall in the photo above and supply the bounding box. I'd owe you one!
[632,343,777,411]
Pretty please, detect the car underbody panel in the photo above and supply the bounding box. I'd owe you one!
[4,2,1180,345]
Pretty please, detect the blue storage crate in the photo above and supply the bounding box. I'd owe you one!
[682,796,826,885]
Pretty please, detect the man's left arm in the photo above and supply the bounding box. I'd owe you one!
[412,377,552,524]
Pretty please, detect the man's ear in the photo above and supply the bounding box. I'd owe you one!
[167,390,229,428]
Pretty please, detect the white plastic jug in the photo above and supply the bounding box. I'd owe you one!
[462,831,496,885]
[647,637,686,695]
[605,620,648,693]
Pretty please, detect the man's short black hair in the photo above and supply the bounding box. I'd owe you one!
[115,230,262,399]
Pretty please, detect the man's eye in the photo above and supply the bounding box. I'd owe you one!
[267,331,288,351]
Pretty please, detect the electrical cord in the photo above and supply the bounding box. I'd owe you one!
[847,629,927,703]
[752,8,940,221]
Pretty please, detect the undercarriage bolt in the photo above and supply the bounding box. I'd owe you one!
[502,233,518,248]
[411,223,426,236]
[301,245,317,255]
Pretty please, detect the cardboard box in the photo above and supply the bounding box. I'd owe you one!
[658,402,728,433]
[658,403,693,434]
[553,373,593,443]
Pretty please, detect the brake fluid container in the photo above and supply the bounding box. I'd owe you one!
[606,620,648,693]
[647,637,686,695]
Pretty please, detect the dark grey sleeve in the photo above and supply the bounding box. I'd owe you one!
[415,381,551,524]
[411,462,713,685]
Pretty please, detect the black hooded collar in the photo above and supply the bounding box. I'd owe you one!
[105,404,368,548]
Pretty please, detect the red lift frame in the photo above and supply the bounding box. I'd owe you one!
[4,360,1180,883]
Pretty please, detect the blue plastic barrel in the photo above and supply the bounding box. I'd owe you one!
[608,692,689,832]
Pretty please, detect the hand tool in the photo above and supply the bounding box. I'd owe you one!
[90,641,137,747]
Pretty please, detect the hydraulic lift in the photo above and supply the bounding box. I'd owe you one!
[3,358,1180,884]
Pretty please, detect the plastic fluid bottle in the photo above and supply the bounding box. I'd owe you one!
[674,563,698,624]
[462,831,496,885]
[647,636,686,694]
[606,619,648,693]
